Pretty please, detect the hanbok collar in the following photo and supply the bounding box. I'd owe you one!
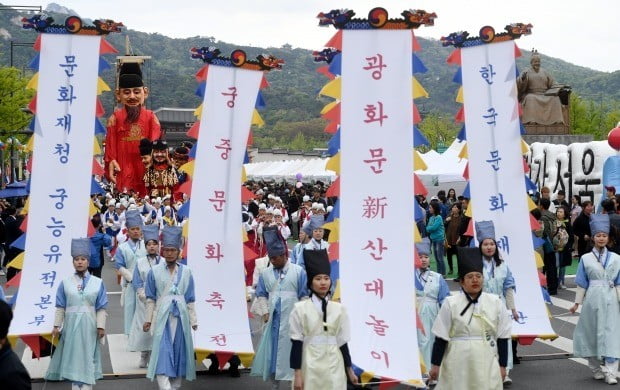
[592,246,610,268]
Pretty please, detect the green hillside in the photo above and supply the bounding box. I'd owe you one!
[1,5,619,149]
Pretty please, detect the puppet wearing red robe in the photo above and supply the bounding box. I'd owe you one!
[104,62,160,195]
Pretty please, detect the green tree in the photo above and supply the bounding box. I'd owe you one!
[0,67,34,135]
[417,112,459,152]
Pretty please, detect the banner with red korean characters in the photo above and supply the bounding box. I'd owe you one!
[187,64,262,355]
[459,39,555,338]
[10,34,102,336]
[338,29,421,383]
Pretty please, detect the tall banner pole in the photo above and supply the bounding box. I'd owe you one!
[443,24,556,341]
[8,15,120,355]
[317,8,435,385]
[181,47,282,366]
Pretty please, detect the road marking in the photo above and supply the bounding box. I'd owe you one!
[107,333,147,375]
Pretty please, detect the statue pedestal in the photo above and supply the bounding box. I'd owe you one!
[523,123,570,135]
[523,134,593,146]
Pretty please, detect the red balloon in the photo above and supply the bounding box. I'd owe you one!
[608,127,620,151]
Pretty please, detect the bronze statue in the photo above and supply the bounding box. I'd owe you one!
[517,52,569,125]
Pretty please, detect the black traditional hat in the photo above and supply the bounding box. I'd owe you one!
[139,138,152,156]
[303,249,331,289]
[263,226,287,258]
[118,62,143,88]
[457,247,483,279]
[152,139,168,151]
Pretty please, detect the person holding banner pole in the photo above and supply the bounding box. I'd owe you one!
[289,249,358,390]
[143,225,197,390]
[251,226,309,389]
[428,247,511,389]
[475,220,518,385]
[414,238,450,381]
[129,224,161,368]
[45,238,108,390]
[569,214,620,385]
[114,209,146,335]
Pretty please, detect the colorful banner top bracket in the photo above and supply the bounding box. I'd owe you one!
[317,7,436,30]
[440,23,532,48]
[21,14,123,35]
[190,47,284,72]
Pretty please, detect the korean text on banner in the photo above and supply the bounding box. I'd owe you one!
[462,40,554,337]
[188,65,262,353]
[10,34,100,335]
[339,29,420,381]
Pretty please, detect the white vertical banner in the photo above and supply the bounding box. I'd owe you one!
[188,65,261,353]
[339,30,420,381]
[10,34,100,335]
[462,40,555,337]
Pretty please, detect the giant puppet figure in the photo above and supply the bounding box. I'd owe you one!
[143,139,179,198]
[105,62,161,195]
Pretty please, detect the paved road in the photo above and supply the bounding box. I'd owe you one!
[4,261,614,389]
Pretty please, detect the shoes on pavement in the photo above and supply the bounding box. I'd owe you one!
[558,283,566,289]
[605,373,618,385]
[593,367,605,380]
[503,375,512,386]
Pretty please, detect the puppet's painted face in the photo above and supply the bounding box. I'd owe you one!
[153,149,167,164]
[116,87,148,106]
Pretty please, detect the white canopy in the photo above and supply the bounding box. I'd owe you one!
[244,158,337,183]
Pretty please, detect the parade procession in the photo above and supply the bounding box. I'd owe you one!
[1,1,620,390]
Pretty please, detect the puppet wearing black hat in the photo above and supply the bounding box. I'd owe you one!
[143,139,178,198]
[104,61,161,196]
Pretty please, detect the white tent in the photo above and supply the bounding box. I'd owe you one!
[415,139,468,195]
[244,158,337,183]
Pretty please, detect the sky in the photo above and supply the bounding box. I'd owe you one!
[5,0,620,72]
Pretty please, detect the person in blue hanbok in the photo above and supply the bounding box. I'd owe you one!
[45,238,108,390]
[289,229,310,266]
[115,209,146,335]
[475,221,519,385]
[297,215,329,269]
[143,226,197,390]
[415,238,450,378]
[129,224,161,368]
[570,214,620,385]
[251,226,309,389]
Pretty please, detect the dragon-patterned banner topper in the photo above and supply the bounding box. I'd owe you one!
[317,7,436,30]
[441,23,532,48]
[22,14,123,35]
[190,47,283,72]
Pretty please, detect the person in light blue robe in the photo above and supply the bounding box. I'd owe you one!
[45,238,108,390]
[415,238,450,375]
[289,229,310,266]
[570,214,620,385]
[251,226,308,388]
[143,226,197,390]
[115,209,146,335]
[129,224,162,368]
[298,214,329,269]
[475,220,518,385]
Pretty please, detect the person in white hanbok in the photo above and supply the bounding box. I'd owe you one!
[570,213,620,385]
[429,247,511,390]
[415,238,450,378]
[45,238,108,390]
[129,224,161,368]
[114,210,146,335]
[289,249,358,390]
